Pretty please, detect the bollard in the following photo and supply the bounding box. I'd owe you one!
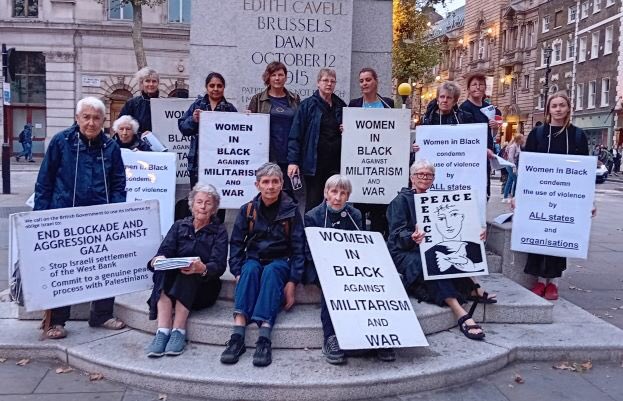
[2,143,10,194]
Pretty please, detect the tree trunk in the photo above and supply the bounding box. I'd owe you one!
[131,1,147,69]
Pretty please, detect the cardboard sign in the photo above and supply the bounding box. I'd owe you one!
[150,98,195,184]
[305,227,428,350]
[414,191,488,280]
[198,111,269,208]
[121,149,176,236]
[511,152,596,259]
[416,124,488,225]
[12,201,161,311]
[342,108,411,203]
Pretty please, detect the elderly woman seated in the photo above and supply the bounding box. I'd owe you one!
[386,160,496,341]
[112,115,151,151]
[146,183,228,357]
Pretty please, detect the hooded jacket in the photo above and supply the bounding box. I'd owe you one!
[386,187,422,288]
[34,124,126,211]
[178,95,238,174]
[119,91,159,134]
[229,192,305,284]
[287,90,347,176]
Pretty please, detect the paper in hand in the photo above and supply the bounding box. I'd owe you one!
[480,105,496,120]
[153,257,199,271]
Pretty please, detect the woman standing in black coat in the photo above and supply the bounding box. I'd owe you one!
[145,183,228,357]
[120,67,160,135]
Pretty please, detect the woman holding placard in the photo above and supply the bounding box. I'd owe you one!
[386,159,495,340]
[519,92,591,301]
[248,62,301,195]
[145,183,228,357]
[178,72,238,189]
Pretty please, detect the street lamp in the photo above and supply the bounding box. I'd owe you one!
[398,83,412,109]
[543,46,553,106]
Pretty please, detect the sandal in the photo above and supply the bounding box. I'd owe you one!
[45,325,67,340]
[458,314,485,341]
[467,283,497,304]
[100,318,126,330]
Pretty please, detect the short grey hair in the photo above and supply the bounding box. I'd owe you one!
[410,159,435,175]
[112,115,139,135]
[324,174,352,194]
[136,67,159,87]
[317,68,336,82]
[188,183,220,212]
[255,162,283,182]
[76,97,106,116]
[437,81,461,102]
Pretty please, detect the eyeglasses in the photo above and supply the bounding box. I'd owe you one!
[413,173,435,180]
[320,78,337,85]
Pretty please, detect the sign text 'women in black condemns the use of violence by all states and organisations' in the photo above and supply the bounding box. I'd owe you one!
[511,152,596,259]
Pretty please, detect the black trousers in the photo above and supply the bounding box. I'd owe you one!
[304,164,339,212]
[50,297,115,327]
[524,254,566,279]
[353,203,389,237]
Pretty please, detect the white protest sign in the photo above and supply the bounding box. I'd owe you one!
[305,227,428,350]
[121,149,176,236]
[13,201,161,312]
[416,124,488,225]
[150,98,195,184]
[511,152,596,259]
[414,191,488,280]
[342,108,411,203]
[198,112,269,208]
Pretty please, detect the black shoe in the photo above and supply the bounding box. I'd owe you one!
[28,159,34,163]
[220,333,246,364]
[376,348,396,362]
[253,336,272,367]
[15,156,20,162]
[322,335,345,365]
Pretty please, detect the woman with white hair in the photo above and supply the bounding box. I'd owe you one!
[35,96,127,339]
[112,115,152,151]
[146,183,228,357]
[119,67,160,134]
[386,159,495,341]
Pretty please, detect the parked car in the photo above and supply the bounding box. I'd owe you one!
[596,160,608,183]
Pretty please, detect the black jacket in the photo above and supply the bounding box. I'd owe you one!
[113,134,152,152]
[119,91,159,134]
[422,99,474,125]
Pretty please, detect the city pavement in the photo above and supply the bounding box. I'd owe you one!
[0,163,622,400]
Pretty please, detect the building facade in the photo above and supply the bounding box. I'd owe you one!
[572,0,621,147]
[0,0,191,155]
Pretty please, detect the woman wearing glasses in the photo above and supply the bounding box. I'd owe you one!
[386,159,495,341]
[288,68,347,211]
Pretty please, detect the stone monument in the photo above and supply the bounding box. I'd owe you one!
[189,0,393,108]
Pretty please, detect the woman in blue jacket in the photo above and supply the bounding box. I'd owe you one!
[35,97,127,339]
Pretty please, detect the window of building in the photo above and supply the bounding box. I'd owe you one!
[601,78,610,106]
[542,15,550,33]
[568,5,577,23]
[593,0,601,13]
[606,0,615,7]
[524,74,530,90]
[554,11,563,28]
[553,42,562,62]
[469,41,475,61]
[537,93,545,110]
[581,1,589,18]
[576,83,584,110]
[604,26,613,54]
[12,0,38,17]
[9,51,46,104]
[567,39,575,59]
[527,22,535,48]
[478,37,486,59]
[579,36,587,61]
[591,31,599,59]
[168,0,190,23]
[588,81,596,108]
[109,0,133,20]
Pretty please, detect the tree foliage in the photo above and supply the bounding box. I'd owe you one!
[95,0,166,69]
[392,0,441,84]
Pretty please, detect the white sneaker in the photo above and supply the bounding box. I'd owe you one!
[501,198,509,203]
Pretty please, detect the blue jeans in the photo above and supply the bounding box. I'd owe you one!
[234,258,289,326]
[17,142,32,160]
[503,166,516,199]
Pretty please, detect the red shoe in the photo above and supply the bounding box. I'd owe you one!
[531,282,546,297]
[544,283,559,300]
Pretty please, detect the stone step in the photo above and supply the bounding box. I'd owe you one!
[115,274,553,349]
[2,299,621,401]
